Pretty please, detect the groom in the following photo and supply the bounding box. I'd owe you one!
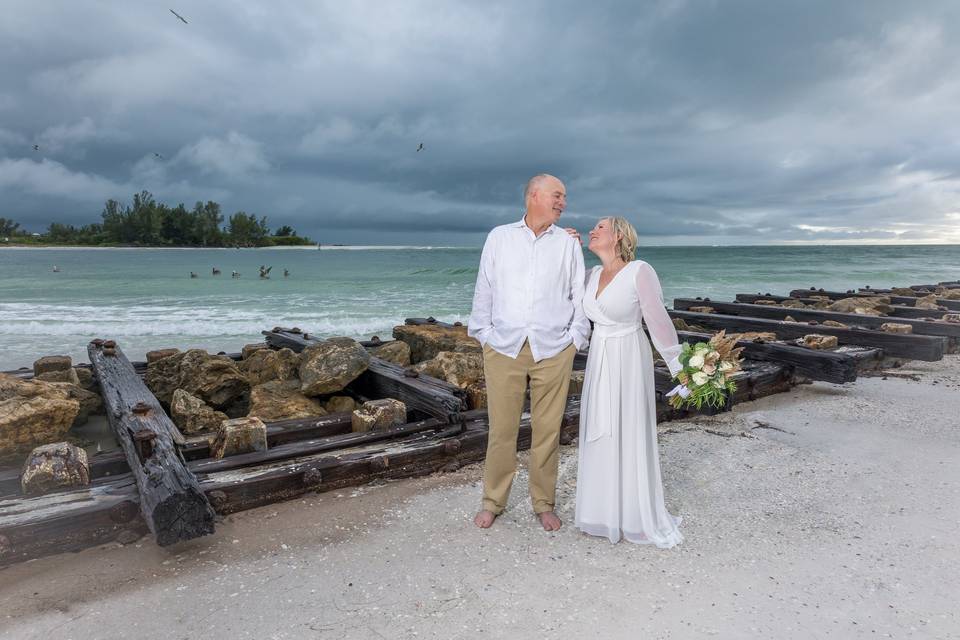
[468,173,590,531]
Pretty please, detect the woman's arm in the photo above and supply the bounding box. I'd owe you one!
[635,261,683,376]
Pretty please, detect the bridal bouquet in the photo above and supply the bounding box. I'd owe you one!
[667,330,744,410]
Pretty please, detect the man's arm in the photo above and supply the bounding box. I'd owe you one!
[567,240,591,351]
[467,232,495,346]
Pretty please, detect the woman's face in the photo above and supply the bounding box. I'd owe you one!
[587,218,618,255]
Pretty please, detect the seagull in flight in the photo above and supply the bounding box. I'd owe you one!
[169,9,189,24]
[33,144,39,151]
[154,152,163,159]
[416,143,424,152]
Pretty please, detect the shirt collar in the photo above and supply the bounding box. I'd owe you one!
[515,214,556,235]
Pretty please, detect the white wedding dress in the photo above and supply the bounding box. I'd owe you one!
[575,260,685,547]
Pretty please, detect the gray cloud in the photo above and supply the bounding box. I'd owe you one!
[1,1,959,245]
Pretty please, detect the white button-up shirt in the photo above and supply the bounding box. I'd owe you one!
[468,216,591,362]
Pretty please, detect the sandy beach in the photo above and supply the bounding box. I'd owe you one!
[1,356,957,639]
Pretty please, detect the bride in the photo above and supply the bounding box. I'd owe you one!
[575,216,685,547]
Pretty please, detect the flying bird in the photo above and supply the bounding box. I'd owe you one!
[154,152,163,159]
[33,145,39,151]
[169,9,189,24]
[416,143,424,152]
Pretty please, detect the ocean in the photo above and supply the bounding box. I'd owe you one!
[1,244,959,370]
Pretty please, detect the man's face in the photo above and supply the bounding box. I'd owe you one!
[533,178,566,224]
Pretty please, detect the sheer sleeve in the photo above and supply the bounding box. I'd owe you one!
[635,261,683,376]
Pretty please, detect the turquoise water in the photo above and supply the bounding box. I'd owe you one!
[1,244,958,370]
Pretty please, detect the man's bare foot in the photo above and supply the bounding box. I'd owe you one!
[474,510,497,528]
[538,511,562,531]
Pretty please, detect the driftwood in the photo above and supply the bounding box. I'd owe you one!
[675,330,860,384]
[669,310,945,361]
[88,340,215,546]
[672,299,960,343]
[262,329,466,423]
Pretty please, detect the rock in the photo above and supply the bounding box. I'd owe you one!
[0,374,81,456]
[937,289,960,300]
[943,313,960,323]
[568,370,585,395]
[35,368,81,385]
[465,381,488,410]
[827,297,892,316]
[688,306,715,314]
[370,341,411,366]
[784,315,797,322]
[671,318,691,331]
[240,347,299,386]
[351,399,407,433]
[211,416,267,459]
[324,395,356,414]
[914,294,943,310]
[781,299,807,309]
[146,348,180,364]
[170,389,228,434]
[249,380,327,421]
[392,324,480,364]
[241,342,271,359]
[808,295,831,301]
[299,338,370,396]
[802,334,838,350]
[880,323,913,334]
[891,287,917,297]
[753,299,778,306]
[822,320,849,328]
[48,382,103,426]
[33,355,72,377]
[20,442,90,495]
[73,367,97,392]
[412,351,483,388]
[145,350,188,405]
[177,350,250,410]
[728,332,777,343]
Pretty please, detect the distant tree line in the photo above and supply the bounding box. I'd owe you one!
[1,191,311,247]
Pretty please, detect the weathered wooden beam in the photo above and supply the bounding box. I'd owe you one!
[669,310,945,361]
[786,289,960,311]
[735,294,950,319]
[675,330,859,384]
[673,299,960,341]
[88,340,215,546]
[0,476,146,567]
[262,329,466,423]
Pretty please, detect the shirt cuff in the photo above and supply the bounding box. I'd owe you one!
[666,355,683,377]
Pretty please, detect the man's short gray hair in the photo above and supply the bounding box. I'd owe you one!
[524,174,556,202]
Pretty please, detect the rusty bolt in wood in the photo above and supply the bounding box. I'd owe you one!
[103,347,117,356]
[103,340,116,348]
[403,369,420,378]
[272,326,283,333]
[453,321,463,327]
[90,338,104,347]
[370,335,382,344]
[290,327,302,334]
[131,401,152,416]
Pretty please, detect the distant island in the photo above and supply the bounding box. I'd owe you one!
[0,190,312,248]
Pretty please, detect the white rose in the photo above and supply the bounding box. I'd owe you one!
[692,371,709,386]
[689,353,705,369]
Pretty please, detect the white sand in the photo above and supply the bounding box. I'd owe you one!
[1,357,958,639]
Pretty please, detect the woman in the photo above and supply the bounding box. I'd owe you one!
[575,217,685,547]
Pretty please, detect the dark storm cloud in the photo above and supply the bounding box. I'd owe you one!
[1,1,959,245]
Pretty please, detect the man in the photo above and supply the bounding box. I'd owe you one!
[468,173,590,531]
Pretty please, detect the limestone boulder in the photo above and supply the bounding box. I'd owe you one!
[20,442,90,495]
[891,287,917,297]
[827,297,892,316]
[801,334,838,350]
[146,348,180,364]
[36,368,81,385]
[145,350,188,405]
[688,306,715,314]
[351,399,406,432]
[413,351,484,389]
[170,388,229,434]
[781,299,807,309]
[370,341,411,366]
[73,367,98,392]
[324,395,357,414]
[937,289,960,300]
[784,315,797,323]
[249,380,327,421]
[240,347,299,386]
[212,416,267,459]
[299,337,370,396]
[241,342,271,359]
[568,371,585,396]
[728,332,777,343]
[753,299,778,306]
[671,318,691,331]
[822,320,849,328]
[47,382,103,426]
[914,294,944,310]
[392,324,480,364]
[0,374,80,456]
[943,313,960,323]
[33,355,71,377]
[880,323,913,334]
[177,350,250,410]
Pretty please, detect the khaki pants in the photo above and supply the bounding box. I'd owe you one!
[481,340,576,515]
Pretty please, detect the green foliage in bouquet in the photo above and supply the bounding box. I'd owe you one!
[669,330,744,410]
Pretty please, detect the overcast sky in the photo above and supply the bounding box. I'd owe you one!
[1,1,959,245]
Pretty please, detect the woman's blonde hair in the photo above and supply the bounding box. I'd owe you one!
[604,216,639,263]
